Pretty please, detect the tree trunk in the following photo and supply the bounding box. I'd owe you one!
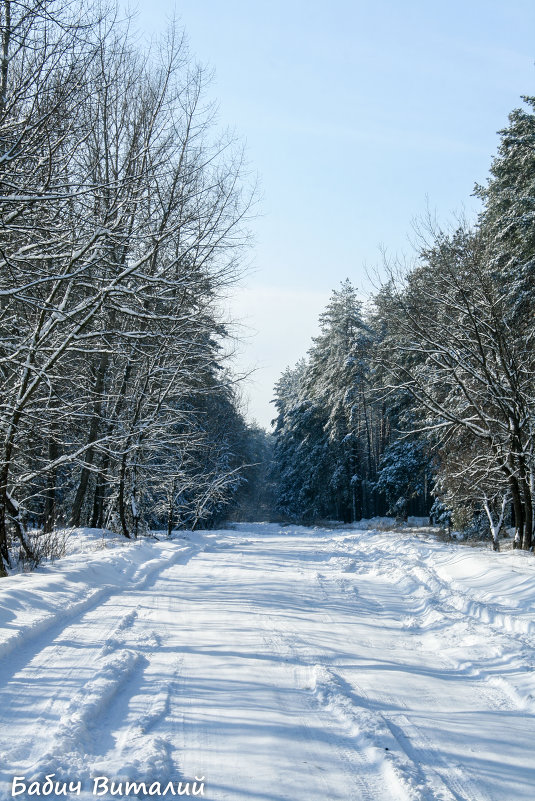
[509,474,523,549]
[167,496,174,538]
[70,451,94,528]
[90,451,110,529]
[0,423,34,569]
[521,478,533,550]
[130,461,140,539]
[0,461,11,574]
[43,439,59,534]
[70,352,109,527]
[117,452,131,539]
[0,1,11,114]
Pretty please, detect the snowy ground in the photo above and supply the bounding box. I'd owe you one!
[1,523,535,800]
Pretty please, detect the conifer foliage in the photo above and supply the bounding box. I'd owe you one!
[272,280,429,522]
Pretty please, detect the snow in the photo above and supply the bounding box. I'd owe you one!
[1,523,535,800]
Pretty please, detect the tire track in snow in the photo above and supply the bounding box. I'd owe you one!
[92,658,186,798]
[91,548,234,797]
[0,541,202,797]
[304,535,496,801]
[0,604,143,775]
[258,613,386,801]
[384,712,492,801]
[87,556,197,795]
[255,546,424,801]
[26,649,146,779]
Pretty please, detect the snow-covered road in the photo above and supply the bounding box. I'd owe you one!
[1,524,535,800]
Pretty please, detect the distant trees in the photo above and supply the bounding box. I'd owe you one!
[304,280,372,521]
[271,280,426,522]
[230,426,276,522]
[0,1,254,573]
[272,359,331,520]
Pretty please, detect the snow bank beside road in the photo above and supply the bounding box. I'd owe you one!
[0,529,199,662]
[336,525,535,711]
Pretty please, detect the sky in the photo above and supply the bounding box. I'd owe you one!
[125,0,535,428]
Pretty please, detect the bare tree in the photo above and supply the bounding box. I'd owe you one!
[0,2,254,572]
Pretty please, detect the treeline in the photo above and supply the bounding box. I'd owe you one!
[272,280,431,525]
[272,96,535,551]
[0,1,256,573]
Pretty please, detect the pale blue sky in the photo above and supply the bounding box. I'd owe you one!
[127,0,535,426]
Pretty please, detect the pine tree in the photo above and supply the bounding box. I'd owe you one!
[476,96,535,327]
